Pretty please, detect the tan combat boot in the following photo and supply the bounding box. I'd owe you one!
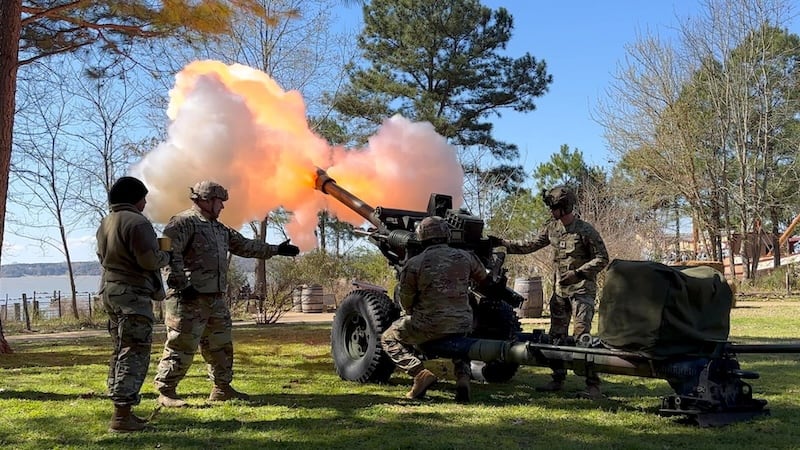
[536,380,564,392]
[209,384,250,402]
[157,388,187,408]
[406,369,437,399]
[453,361,471,403]
[108,405,147,433]
[455,373,471,403]
[581,384,602,400]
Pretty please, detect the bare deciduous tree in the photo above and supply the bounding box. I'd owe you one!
[598,0,800,279]
[11,62,86,318]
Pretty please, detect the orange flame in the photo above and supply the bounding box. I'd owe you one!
[132,60,464,250]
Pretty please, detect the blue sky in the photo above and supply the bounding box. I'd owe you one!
[480,0,697,170]
[2,1,794,265]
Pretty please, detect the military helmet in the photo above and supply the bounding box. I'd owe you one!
[542,185,577,213]
[190,180,229,201]
[416,216,450,242]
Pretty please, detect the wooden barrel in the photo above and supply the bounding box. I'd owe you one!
[513,276,543,318]
[292,286,303,312]
[301,284,324,313]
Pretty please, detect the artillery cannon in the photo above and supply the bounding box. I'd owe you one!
[313,167,800,426]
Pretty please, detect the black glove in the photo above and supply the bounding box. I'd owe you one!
[180,285,200,300]
[558,270,582,286]
[276,240,300,257]
[487,235,505,248]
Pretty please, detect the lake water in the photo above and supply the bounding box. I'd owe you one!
[0,275,102,302]
[0,273,259,303]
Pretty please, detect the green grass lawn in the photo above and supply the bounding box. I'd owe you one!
[2,301,800,449]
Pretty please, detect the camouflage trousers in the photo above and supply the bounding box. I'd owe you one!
[548,292,600,386]
[381,316,470,377]
[102,281,155,407]
[154,293,234,391]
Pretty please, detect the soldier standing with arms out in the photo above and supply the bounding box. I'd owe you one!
[381,216,488,403]
[97,176,171,432]
[491,186,609,399]
[154,181,300,407]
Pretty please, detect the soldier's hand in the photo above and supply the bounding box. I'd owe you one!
[558,270,582,286]
[487,235,505,248]
[276,240,300,257]
[180,285,200,300]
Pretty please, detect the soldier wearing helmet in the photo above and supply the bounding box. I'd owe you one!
[154,180,300,408]
[489,185,609,399]
[381,216,488,403]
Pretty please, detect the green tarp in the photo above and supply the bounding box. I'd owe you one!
[598,260,732,357]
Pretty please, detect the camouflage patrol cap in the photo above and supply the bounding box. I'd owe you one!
[190,180,229,201]
[543,185,577,213]
[416,216,450,242]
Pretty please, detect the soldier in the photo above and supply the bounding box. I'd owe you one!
[490,185,609,399]
[96,176,171,432]
[381,216,488,403]
[154,180,299,407]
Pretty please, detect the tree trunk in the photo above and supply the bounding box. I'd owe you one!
[255,216,268,297]
[0,0,22,353]
[319,211,327,254]
[771,206,781,268]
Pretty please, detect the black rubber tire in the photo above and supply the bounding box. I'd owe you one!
[331,289,400,383]
[470,300,522,383]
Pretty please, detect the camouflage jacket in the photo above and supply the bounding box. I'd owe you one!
[163,206,278,294]
[398,244,488,335]
[503,217,609,297]
[96,203,170,300]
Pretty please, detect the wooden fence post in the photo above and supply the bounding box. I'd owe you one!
[22,293,31,331]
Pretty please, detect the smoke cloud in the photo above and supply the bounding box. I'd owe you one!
[132,60,463,250]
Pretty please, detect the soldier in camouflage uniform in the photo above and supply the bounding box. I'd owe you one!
[492,185,609,399]
[154,181,299,407]
[96,176,171,432]
[381,216,488,402]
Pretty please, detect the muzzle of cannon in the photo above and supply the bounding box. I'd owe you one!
[314,168,382,229]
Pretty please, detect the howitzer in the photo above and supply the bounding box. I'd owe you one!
[313,167,800,426]
[314,167,522,307]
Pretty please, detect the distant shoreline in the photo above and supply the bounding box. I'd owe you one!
[0,261,101,278]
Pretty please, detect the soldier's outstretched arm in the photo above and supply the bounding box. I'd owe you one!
[227,226,277,259]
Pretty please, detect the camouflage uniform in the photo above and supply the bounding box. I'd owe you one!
[97,203,170,407]
[381,244,488,375]
[153,205,279,392]
[504,216,609,385]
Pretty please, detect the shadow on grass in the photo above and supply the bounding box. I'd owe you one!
[0,389,87,401]
[0,351,109,369]
[15,398,797,450]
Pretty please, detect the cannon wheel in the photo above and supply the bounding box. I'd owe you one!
[331,289,400,383]
[470,300,522,383]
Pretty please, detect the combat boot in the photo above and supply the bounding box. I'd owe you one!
[209,384,250,402]
[157,388,187,408]
[536,380,564,392]
[454,373,471,403]
[581,384,602,400]
[108,405,147,433]
[406,369,437,399]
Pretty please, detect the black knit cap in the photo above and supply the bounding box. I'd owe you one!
[108,176,148,205]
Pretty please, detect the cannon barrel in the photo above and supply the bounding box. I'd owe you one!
[314,167,381,228]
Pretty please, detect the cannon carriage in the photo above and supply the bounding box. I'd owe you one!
[313,167,800,426]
